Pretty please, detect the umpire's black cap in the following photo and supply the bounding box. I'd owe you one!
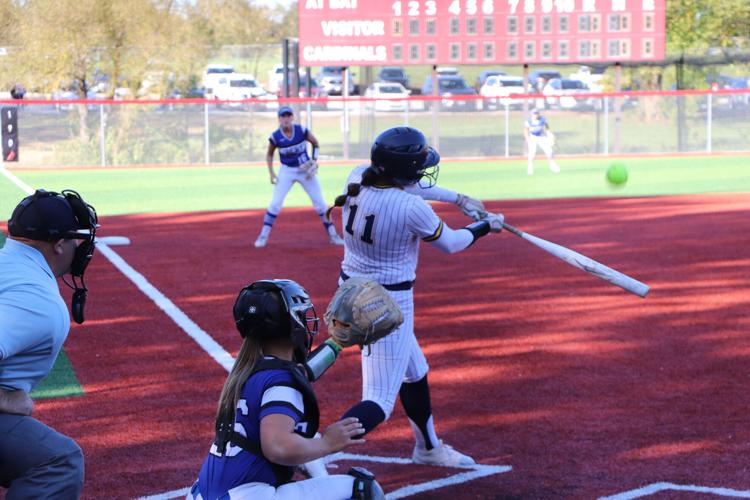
[8,190,80,241]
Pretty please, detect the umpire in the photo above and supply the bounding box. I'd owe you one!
[0,189,98,499]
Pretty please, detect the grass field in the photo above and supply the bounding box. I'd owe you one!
[1,155,749,219]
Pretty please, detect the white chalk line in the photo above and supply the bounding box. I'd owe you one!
[136,453,512,500]
[599,482,750,499]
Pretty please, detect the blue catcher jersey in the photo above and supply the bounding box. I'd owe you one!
[270,124,311,167]
[525,116,547,137]
[194,361,308,499]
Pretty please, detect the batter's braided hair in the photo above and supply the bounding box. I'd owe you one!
[325,166,383,223]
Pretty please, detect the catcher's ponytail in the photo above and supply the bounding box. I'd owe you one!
[325,167,379,223]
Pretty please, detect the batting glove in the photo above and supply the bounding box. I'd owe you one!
[455,193,487,221]
[482,212,504,233]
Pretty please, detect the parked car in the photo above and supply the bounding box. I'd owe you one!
[363,82,411,111]
[421,74,479,110]
[479,75,525,109]
[378,67,410,89]
[528,69,563,92]
[202,64,235,93]
[316,66,356,95]
[435,66,460,75]
[213,73,266,107]
[707,75,750,109]
[542,78,595,109]
[475,70,507,90]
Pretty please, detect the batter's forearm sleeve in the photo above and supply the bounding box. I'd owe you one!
[464,220,491,243]
[403,183,457,203]
[304,339,343,382]
[428,224,475,253]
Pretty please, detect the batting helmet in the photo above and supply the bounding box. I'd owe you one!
[233,279,319,362]
[370,127,440,187]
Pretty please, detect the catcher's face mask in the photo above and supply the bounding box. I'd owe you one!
[8,189,98,324]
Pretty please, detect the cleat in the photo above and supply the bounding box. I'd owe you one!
[412,440,476,467]
[254,235,268,248]
[329,234,345,246]
[550,163,560,173]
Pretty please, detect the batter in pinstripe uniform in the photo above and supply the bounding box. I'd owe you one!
[254,106,344,248]
[326,127,504,466]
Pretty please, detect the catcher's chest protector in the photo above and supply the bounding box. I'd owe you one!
[253,358,320,438]
[213,358,320,485]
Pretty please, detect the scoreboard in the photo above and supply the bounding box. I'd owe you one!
[298,0,665,65]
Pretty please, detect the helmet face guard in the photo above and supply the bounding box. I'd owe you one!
[233,279,319,362]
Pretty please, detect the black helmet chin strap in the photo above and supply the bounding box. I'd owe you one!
[62,274,88,325]
[60,189,98,325]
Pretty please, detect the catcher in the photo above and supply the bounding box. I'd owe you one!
[188,278,401,500]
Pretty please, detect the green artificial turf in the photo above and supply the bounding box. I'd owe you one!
[1,155,748,218]
[30,350,84,400]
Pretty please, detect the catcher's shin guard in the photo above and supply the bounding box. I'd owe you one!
[348,467,385,500]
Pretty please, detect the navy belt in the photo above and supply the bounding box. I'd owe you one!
[340,271,414,291]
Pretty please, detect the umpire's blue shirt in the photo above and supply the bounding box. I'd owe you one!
[0,238,70,392]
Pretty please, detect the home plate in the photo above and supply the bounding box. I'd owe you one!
[98,236,131,246]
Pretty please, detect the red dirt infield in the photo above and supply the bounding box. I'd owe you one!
[19,193,750,499]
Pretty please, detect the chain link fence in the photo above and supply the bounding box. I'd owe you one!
[1,89,748,168]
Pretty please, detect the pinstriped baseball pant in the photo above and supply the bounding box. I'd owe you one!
[360,289,429,418]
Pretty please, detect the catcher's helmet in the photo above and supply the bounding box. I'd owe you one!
[370,127,440,187]
[233,279,319,362]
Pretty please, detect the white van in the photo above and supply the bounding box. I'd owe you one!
[203,64,235,93]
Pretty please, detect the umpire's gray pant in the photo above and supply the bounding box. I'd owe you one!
[0,413,84,499]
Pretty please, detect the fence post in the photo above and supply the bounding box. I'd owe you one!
[706,93,713,154]
[504,104,510,158]
[99,104,106,167]
[204,102,210,165]
[603,96,609,156]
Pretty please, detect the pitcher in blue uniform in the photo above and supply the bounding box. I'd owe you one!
[188,279,384,500]
[254,107,344,248]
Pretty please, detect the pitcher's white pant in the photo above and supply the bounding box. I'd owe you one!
[527,134,559,174]
[267,164,327,215]
[187,475,354,500]
[361,289,428,418]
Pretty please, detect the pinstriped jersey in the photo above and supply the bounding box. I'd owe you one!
[340,165,443,285]
[269,124,311,167]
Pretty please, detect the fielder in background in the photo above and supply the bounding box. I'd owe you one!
[0,189,98,499]
[254,106,344,248]
[326,126,504,467]
[188,278,401,500]
[524,108,560,176]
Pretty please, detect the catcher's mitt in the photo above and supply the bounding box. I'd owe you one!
[325,278,403,348]
[300,159,318,179]
[456,193,488,221]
